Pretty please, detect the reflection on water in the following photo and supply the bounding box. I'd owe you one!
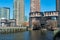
[0,30,54,40]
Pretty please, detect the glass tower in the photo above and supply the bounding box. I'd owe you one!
[0,7,10,19]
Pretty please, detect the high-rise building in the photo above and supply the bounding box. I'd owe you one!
[29,0,41,29]
[0,7,10,19]
[14,0,24,26]
[30,0,40,12]
[56,0,60,27]
[56,0,60,11]
[24,16,27,22]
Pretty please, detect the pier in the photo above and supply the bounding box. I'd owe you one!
[0,27,27,33]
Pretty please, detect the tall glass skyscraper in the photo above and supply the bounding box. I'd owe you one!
[14,0,24,26]
[0,7,10,19]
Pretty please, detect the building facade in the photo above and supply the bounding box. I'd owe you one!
[0,7,10,20]
[30,0,40,12]
[14,0,24,26]
[29,0,60,29]
[0,19,16,27]
[44,11,59,28]
[29,11,59,29]
[56,0,60,11]
[29,12,43,29]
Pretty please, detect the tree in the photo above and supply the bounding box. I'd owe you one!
[22,22,29,27]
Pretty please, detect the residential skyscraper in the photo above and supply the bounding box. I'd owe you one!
[30,0,40,12]
[56,0,60,11]
[0,7,10,19]
[14,0,24,26]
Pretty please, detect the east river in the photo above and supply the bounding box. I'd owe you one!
[0,30,54,40]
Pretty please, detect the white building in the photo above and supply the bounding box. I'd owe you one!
[14,0,24,26]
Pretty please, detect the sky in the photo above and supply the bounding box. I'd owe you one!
[0,0,56,20]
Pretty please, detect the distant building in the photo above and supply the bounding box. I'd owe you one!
[14,0,24,26]
[29,11,59,29]
[24,16,27,22]
[56,0,60,11]
[9,19,16,27]
[0,18,16,27]
[44,11,59,28]
[29,0,60,29]
[0,7,10,19]
[29,12,43,29]
[44,11,59,20]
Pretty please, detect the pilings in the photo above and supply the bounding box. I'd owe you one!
[0,27,27,33]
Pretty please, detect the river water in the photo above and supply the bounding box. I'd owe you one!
[0,30,54,40]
